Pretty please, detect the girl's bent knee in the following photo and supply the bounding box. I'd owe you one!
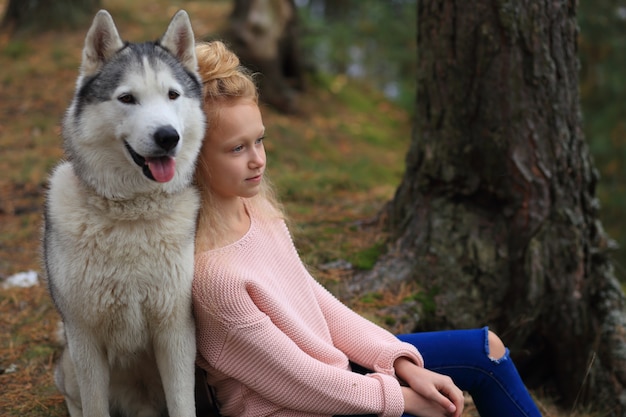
[487,330,506,360]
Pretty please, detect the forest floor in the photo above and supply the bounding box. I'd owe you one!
[0,0,604,416]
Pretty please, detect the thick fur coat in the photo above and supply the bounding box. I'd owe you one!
[43,9,205,417]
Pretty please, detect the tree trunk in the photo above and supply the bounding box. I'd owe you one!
[348,0,626,413]
[220,0,305,114]
[1,0,100,32]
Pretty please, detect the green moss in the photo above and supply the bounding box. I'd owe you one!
[412,288,439,316]
[349,241,387,270]
[383,315,397,327]
[2,41,31,59]
[24,344,55,361]
[360,292,383,304]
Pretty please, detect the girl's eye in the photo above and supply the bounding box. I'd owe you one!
[232,145,244,153]
[255,136,266,145]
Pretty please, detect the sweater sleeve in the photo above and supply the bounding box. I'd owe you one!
[193,268,405,417]
[310,279,424,374]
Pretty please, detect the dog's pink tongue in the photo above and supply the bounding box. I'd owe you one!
[146,156,176,183]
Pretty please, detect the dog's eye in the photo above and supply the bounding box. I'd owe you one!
[168,90,180,100]
[118,94,136,105]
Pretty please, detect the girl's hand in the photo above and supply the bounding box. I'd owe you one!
[395,357,464,417]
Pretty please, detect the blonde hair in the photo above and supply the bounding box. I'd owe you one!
[194,41,284,250]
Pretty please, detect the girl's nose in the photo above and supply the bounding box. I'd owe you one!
[249,147,265,168]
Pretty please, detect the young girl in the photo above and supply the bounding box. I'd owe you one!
[192,41,542,417]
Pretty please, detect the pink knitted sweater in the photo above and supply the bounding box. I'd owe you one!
[193,204,424,417]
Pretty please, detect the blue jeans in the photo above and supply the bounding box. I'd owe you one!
[397,327,542,417]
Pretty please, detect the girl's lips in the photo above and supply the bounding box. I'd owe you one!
[246,173,263,182]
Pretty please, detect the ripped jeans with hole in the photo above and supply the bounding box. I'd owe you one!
[396,327,542,417]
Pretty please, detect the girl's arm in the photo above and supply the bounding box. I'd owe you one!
[310,281,463,417]
[194,294,405,417]
[310,278,424,373]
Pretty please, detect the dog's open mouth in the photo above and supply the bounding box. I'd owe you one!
[124,142,177,183]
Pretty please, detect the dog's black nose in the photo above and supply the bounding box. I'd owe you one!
[154,126,180,152]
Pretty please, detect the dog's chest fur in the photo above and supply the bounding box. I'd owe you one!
[45,162,198,348]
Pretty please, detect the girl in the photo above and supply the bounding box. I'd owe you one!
[192,41,542,417]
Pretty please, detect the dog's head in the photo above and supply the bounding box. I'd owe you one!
[63,10,205,199]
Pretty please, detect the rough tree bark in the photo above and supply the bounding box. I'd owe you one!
[220,0,305,114]
[1,0,100,32]
[348,1,626,414]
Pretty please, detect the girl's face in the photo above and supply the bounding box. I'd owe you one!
[201,101,266,201]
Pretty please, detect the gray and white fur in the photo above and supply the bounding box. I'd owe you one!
[43,9,205,417]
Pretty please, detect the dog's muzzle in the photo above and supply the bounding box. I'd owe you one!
[125,126,179,183]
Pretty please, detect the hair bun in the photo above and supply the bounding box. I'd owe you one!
[196,41,240,81]
[196,41,257,101]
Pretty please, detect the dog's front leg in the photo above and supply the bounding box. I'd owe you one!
[65,326,111,417]
[154,316,196,417]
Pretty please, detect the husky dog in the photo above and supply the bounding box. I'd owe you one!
[43,9,205,417]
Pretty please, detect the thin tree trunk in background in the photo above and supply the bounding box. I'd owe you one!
[222,0,305,114]
[348,1,626,413]
[1,0,100,32]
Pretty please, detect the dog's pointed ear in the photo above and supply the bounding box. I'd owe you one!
[81,10,125,77]
[160,10,197,73]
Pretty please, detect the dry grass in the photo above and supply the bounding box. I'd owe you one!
[0,0,593,416]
